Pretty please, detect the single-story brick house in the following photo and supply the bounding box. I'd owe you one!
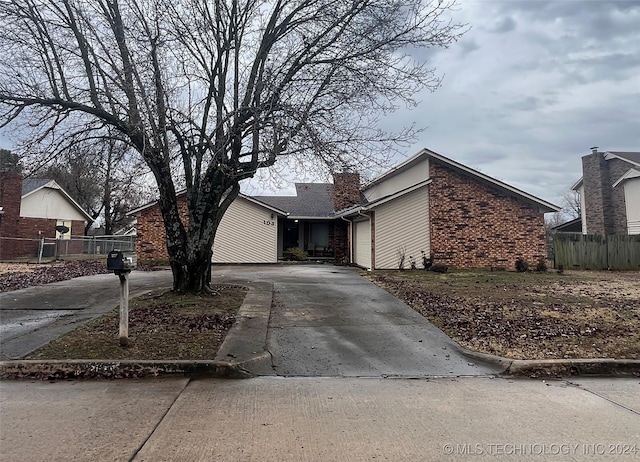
[0,172,93,260]
[130,148,560,269]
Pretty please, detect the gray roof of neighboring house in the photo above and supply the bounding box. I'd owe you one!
[552,217,582,233]
[21,178,54,196]
[255,183,336,218]
[606,151,640,166]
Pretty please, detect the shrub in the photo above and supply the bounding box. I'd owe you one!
[535,258,547,272]
[397,246,406,270]
[430,264,448,273]
[284,247,307,261]
[515,258,529,273]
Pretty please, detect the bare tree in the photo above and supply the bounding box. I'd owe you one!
[33,138,151,234]
[561,190,581,219]
[0,0,465,293]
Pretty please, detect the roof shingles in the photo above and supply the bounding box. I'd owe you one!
[255,183,335,218]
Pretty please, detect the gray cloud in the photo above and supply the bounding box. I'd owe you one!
[489,16,517,33]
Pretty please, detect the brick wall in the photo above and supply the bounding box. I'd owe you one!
[332,172,361,211]
[135,195,189,262]
[428,161,547,269]
[0,172,22,243]
[332,220,350,264]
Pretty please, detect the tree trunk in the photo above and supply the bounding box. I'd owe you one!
[170,250,213,293]
[166,227,215,293]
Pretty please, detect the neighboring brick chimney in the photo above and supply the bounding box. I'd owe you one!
[581,149,629,235]
[332,171,361,212]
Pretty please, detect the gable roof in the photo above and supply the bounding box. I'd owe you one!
[127,191,288,217]
[255,183,336,219]
[21,178,93,222]
[604,151,640,167]
[22,178,54,195]
[365,148,560,212]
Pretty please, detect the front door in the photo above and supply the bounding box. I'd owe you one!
[283,220,300,250]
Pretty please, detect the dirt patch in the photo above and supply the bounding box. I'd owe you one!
[368,270,640,360]
[0,263,37,274]
[24,286,247,361]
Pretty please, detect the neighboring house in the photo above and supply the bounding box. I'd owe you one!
[132,148,560,269]
[572,148,640,235]
[0,173,93,260]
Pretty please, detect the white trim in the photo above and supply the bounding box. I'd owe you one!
[612,168,640,188]
[571,177,583,191]
[127,192,288,217]
[365,148,560,212]
[604,151,640,167]
[363,179,432,210]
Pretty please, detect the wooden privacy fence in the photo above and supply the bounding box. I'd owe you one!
[553,234,640,271]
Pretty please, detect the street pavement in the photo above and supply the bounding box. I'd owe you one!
[1,264,639,461]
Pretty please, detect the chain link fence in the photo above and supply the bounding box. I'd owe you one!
[0,235,135,262]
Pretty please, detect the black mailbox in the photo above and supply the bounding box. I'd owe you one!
[107,251,137,271]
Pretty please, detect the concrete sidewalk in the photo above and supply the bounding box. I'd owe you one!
[1,264,639,379]
[1,376,639,461]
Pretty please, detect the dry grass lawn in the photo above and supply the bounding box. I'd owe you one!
[368,269,639,360]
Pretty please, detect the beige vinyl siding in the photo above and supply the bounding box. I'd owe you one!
[212,197,278,263]
[373,186,430,269]
[20,189,87,221]
[364,157,429,203]
[353,218,371,269]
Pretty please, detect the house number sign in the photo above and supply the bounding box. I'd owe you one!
[263,220,276,226]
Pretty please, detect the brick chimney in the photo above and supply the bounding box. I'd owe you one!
[581,149,628,235]
[332,171,361,211]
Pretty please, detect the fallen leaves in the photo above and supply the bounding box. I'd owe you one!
[0,260,110,292]
[369,270,640,360]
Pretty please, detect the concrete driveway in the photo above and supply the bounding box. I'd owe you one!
[213,264,499,377]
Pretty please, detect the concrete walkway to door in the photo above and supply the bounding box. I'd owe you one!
[213,264,499,377]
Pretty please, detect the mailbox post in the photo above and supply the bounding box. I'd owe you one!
[107,251,137,346]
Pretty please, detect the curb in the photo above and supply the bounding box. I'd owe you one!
[455,344,640,378]
[0,359,252,380]
[504,359,640,378]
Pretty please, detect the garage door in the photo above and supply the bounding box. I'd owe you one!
[353,218,371,270]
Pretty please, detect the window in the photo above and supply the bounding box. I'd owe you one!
[310,222,329,248]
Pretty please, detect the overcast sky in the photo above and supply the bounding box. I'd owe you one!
[2,0,638,212]
[376,0,640,209]
[250,0,640,209]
